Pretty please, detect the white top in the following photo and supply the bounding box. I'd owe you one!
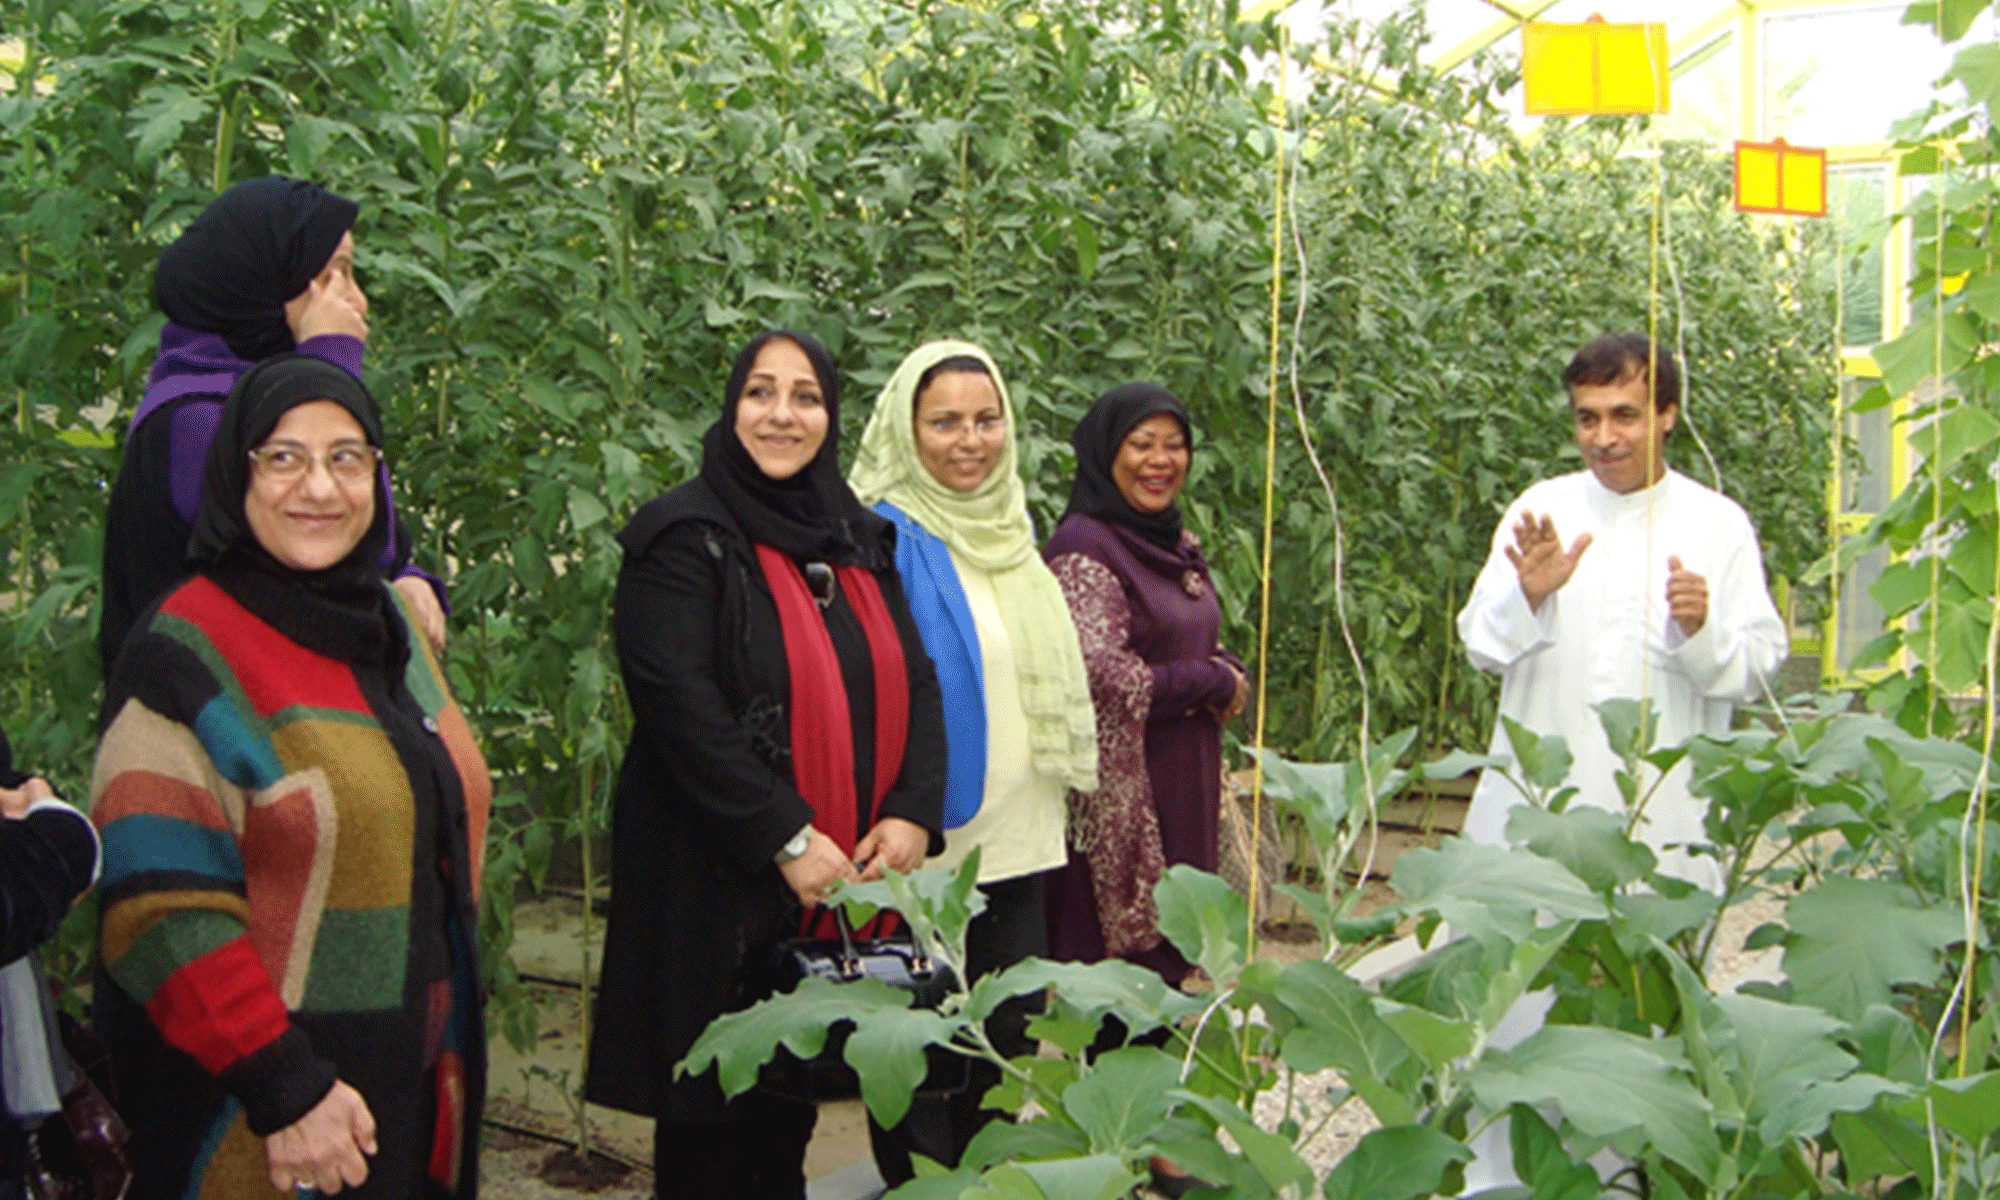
[929,548,1069,884]
[1455,469,1788,889]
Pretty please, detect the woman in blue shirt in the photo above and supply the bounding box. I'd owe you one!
[849,341,1098,1184]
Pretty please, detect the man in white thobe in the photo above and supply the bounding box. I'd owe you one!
[1453,332,1788,1189]
[1457,331,1788,884]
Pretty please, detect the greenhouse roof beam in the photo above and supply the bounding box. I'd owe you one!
[1423,0,1905,76]
[1432,0,1563,73]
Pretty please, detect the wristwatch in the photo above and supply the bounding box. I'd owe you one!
[774,826,813,865]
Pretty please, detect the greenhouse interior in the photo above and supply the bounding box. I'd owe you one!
[4,0,2000,1197]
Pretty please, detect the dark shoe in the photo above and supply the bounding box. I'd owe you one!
[1149,1166,1211,1198]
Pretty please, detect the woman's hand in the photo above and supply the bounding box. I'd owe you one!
[1213,658,1249,726]
[290,277,371,344]
[265,1079,376,1195]
[853,817,929,882]
[778,828,859,907]
[0,776,53,820]
[392,576,447,654]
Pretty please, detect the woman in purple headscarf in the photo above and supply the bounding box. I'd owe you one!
[97,175,445,676]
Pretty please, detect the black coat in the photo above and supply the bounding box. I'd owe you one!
[584,480,947,1123]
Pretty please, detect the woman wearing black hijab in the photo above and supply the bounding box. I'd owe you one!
[98,174,446,680]
[1041,384,1246,984]
[89,355,490,1199]
[586,330,946,1198]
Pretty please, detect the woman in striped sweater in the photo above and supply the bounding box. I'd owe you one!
[89,355,490,1199]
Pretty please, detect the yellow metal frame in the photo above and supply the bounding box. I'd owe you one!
[1241,0,1940,681]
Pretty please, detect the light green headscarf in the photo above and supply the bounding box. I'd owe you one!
[850,340,1098,794]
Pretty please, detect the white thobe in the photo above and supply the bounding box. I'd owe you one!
[1453,468,1787,1190]
[1456,468,1788,890]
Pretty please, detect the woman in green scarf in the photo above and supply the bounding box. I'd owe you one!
[849,339,1097,1184]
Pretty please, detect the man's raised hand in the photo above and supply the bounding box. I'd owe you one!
[1504,511,1591,613]
[1666,555,1708,636]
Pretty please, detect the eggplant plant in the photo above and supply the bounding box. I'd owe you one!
[684,697,2000,1200]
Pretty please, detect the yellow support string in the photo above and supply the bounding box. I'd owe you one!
[1828,180,1845,682]
[1927,143,1946,722]
[1246,23,1289,969]
[1642,126,1662,729]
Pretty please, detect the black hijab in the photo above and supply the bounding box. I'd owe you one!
[698,329,892,567]
[155,176,359,362]
[188,355,394,647]
[1062,382,1194,551]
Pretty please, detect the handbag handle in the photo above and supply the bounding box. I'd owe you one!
[814,904,936,979]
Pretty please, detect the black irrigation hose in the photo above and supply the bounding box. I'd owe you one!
[482,1112,652,1175]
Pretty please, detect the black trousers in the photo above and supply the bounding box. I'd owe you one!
[869,871,1048,1186]
[653,1089,817,1200]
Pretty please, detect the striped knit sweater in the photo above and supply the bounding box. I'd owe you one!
[92,567,490,1200]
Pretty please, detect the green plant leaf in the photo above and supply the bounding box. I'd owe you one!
[1502,717,1573,790]
[1782,877,1962,1020]
[1507,1105,1601,1200]
[1059,1048,1181,1154]
[1372,997,1474,1074]
[1830,1106,1931,1184]
[1424,749,1508,780]
[1949,40,2000,109]
[1594,698,1657,761]
[1013,1154,1144,1200]
[961,1118,1091,1172]
[1321,1124,1474,1200]
[1874,311,1980,397]
[1273,960,1418,1123]
[1252,747,1351,856]
[1761,1074,1907,1145]
[884,1169,983,1200]
[1176,1092,1315,1195]
[677,975,912,1099]
[1389,838,1604,945]
[1503,804,1655,894]
[1908,399,2000,475]
[1920,1071,2000,1146]
[1467,1025,1720,1182]
[846,1007,965,1128]
[966,958,1202,1036]
[1154,865,1250,985]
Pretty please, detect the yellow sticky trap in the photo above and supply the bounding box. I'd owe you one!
[1522,15,1670,116]
[1733,139,1827,217]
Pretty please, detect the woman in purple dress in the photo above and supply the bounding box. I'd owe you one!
[1042,383,1247,986]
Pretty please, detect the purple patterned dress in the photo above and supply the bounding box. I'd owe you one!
[1042,514,1238,984]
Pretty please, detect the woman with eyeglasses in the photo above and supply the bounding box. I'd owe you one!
[846,341,1097,1185]
[99,175,447,680]
[586,330,946,1199]
[89,354,490,1199]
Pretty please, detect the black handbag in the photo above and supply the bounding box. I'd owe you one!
[756,907,968,1102]
[26,1009,132,1200]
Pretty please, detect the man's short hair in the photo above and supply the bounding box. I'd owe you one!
[1563,332,1679,413]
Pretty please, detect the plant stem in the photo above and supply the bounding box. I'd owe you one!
[573,757,596,1157]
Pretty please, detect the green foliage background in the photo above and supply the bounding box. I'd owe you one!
[2,0,1831,1020]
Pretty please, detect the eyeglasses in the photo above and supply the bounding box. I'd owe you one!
[804,562,837,610]
[247,441,382,483]
[922,415,1006,439]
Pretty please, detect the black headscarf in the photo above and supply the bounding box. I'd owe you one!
[188,354,393,620]
[154,176,360,362]
[1062,382,1194,551]
[698,329,892,567]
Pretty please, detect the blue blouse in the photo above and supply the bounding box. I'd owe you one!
[874,503,987,828]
